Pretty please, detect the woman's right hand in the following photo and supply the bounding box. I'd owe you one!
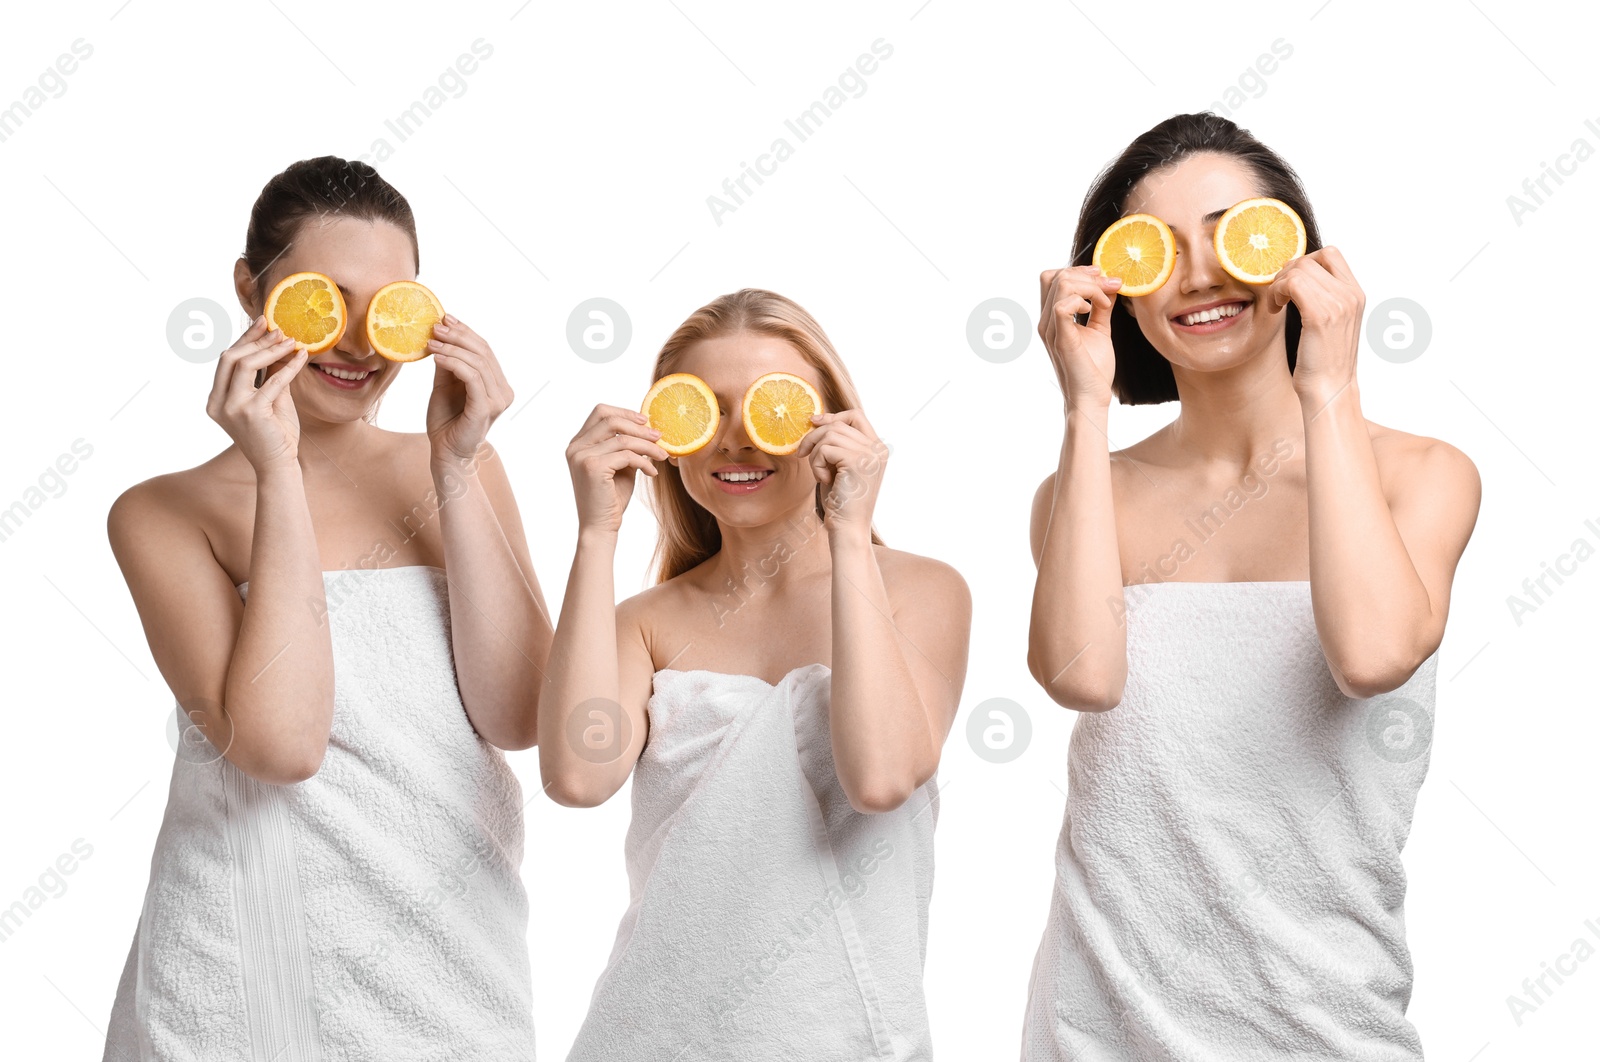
[1038,266,1122,410]
[205,316,308,473]
[565,404,670,535]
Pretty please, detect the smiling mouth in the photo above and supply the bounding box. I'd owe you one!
[713,469,773,483]
[1174,301,1249,327]
[312,363,378,382]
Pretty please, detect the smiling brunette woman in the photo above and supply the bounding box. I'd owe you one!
[541,289,970,1060]
[1020,114,1480,1059]
[101,156,549,1058]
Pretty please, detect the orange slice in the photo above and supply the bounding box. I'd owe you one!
[642,373,720,456]
[264,272,346,353]
[1092,214,1175,296]
[743,372,823,456]
[366,280,444,362]
[1214,198,1306,284]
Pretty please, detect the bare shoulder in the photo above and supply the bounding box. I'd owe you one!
[1367,420,1482,505]
[106,449,256,592]
[107,449,247,545]
[615,571,699,661]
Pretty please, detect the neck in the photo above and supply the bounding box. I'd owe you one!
[293,411,378,475]
[707,499,833,593]
[1166,342,1306,466]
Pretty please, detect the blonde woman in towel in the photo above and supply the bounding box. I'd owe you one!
[542,288,970,1060]
[1020,112,1480,1061]
[102,156,547,1059]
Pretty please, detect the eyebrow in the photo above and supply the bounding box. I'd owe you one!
[1199,208,1228,224]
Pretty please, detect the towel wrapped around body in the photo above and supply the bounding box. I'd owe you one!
[103,565,535,1062]
[566,663,939,1061]
[1022,579,1439,1061]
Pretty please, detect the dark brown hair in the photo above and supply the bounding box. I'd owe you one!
[240,157,418,422]
[1070,112,1322,405]
[242,155,419,292]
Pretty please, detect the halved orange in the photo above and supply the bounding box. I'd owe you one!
[1092,214,1175,296]
[642,373,720,456]
[1214,198,1306,284]
[367,280,444,362]
[264,272,347,353]
[743,372,823,456]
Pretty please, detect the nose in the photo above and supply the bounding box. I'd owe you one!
[712,400,754,454]
[336,293,378,361]
[1172,227,1226,295]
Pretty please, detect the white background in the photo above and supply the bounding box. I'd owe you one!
[2,1,1596,1058]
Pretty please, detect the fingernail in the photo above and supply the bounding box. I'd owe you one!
[443,313,458,325]
[435,323,450,335]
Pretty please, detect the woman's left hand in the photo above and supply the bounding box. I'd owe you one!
[1263,246,1364,407]
[794,408,887,540]
[425,315,515,464]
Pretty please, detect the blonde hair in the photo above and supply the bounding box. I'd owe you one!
[645,288,884,584]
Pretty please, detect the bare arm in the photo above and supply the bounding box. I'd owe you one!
[109,320,334,785]
[829,541,970,813]
[1027,266,1129,711]
[431,443,553,750]
[1301,383,1480,696]
[537,404,667,807]
[792,408,970,813]
[424,318,553,750]
[1270,248,1481,697]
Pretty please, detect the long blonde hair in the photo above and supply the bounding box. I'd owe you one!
[645,288,885,585]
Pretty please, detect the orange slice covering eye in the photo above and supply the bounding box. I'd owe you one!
[367,281,444,362]
[1213,198,1306,284]
[642,373,720,456]
[1092,214,1176,297]
[264,272,347,353]
[742,372,823,456]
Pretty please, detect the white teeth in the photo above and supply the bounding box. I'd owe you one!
[715,470,770,482]
[318,364,372,381]
[1178,303,1244,326]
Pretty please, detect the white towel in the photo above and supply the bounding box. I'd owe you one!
[565,664,939,1061]
[1022,580,1439,1061]
[102,565,535,1061]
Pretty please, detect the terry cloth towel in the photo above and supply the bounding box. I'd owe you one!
[102,565,535,1062]
[565,663,939,1061]
[1021,580,1440,1062]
